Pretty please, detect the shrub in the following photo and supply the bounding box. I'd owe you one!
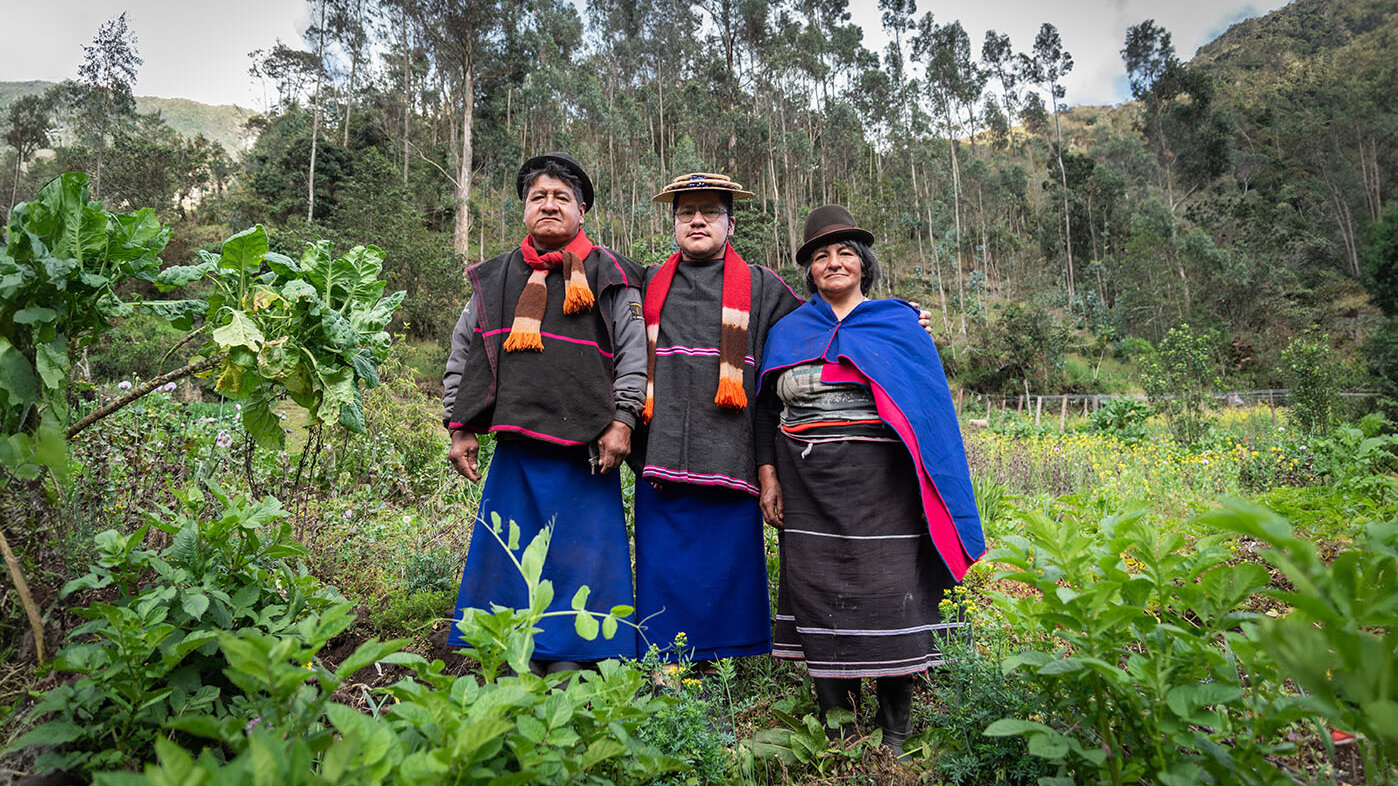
[1141,323,1221,445]
[1088,397,1152,444]
[1281,327,1342,435]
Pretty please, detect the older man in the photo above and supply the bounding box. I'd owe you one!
[631,173,804,662]
[443,152,645,673]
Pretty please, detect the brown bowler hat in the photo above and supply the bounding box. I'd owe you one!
[796,205,874,265]
[651,172,754,202]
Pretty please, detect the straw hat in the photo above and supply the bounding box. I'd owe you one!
[651,172,754,203]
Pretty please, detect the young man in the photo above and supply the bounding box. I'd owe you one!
[442,152,645,674]
[631,173,803,662]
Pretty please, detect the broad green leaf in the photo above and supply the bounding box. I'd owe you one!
[263,251,299,278]
[317,368,355,425]
[574,611,600,640]
[241,398,284,450]
[321,308,358,347]
[1026,730,1070,760]
[601,614,618,639]
[983,718,1055,737]
[9,719,84,750]
[13,306,56,324]
[34,338,68,389]
[211,309,264,351]
[220,225,269,274]
[141,299,208,330]
[153,261,216,292]
[181,592,210,621]
[0,337,39,404]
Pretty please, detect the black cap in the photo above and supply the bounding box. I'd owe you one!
[516,152,594,212]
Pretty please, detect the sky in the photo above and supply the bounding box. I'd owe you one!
[0,0,1290,110]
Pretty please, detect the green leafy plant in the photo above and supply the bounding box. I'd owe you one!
[984,506,1306,786]
[1141,323,1220,445]
[1281,327,1343,436]
[7,482,346,775]
[1089,397,1152,444]
[151,225,404,449]
[1218,506,1398,784]
[118,523,682,786]
[0,172,169,482]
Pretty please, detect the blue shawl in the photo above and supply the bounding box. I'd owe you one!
[759,294,984,580]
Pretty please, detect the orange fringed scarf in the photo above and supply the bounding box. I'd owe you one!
[503,230,596,352]
[642,242,751,422]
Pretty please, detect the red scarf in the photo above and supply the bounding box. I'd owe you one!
[503,230,596,352]
[642,242,751,422]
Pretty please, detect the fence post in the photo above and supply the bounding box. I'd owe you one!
[1035,395,1043,427]
[1060,396,1069,431]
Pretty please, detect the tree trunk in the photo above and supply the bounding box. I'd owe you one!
[401,9,410,187]
[453,61,474,258]
[1051,89,1076,306]
[307,0,327,222]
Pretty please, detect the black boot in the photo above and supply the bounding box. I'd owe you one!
[812,677,860,742]
[530,659,586,687]
[875,675,914,757]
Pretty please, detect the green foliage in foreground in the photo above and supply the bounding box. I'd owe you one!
[9,492,682,785]
[985,500,1398,785]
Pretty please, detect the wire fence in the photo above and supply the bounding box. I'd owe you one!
[958,389,1380,428]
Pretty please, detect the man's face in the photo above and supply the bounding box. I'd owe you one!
[523,173,584,248]
[673,191,733,261]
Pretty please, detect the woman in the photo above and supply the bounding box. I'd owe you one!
[756,205,986,755]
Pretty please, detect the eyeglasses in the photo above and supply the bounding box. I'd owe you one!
[674,205,728,222]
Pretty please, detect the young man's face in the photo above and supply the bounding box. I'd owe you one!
[523,173,584,248]
[673,192,733,261]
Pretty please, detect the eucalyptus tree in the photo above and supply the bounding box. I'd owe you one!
[5,93,55,211]
[916,17,985,334]
[1123,20,1234,215]
[74,13,143,199]
[1024,22,1076,304]
[402,0,509,257]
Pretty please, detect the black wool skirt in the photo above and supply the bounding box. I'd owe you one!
[772,433,962,677]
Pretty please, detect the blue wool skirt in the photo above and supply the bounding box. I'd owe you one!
[634,480,772,661]
[448,438,636,661]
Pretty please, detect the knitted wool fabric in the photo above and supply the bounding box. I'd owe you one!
[503,230,596,352]
[642,242,751,421]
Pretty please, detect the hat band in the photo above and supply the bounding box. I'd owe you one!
[805,223,865,242]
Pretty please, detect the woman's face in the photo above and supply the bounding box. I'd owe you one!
[809,242,863,300]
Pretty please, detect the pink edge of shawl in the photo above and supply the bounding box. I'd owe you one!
[820,362,973,582]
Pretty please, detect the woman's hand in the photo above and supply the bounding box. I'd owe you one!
[758,464,783,527]
[909,301,935,336]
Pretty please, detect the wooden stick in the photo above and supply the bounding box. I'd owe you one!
[1035,395,1043,427]
[1060,395,1069,431]
[0,528,44,665]
[67,356,220,439]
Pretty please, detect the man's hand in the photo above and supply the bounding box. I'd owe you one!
[758,464,783,527]
[595,421,631,474]
[909,301,935,336]
[448,430,481,481]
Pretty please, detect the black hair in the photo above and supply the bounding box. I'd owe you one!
[670,191,734,217]
[521,160,586,208]
[801,238,881,296]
